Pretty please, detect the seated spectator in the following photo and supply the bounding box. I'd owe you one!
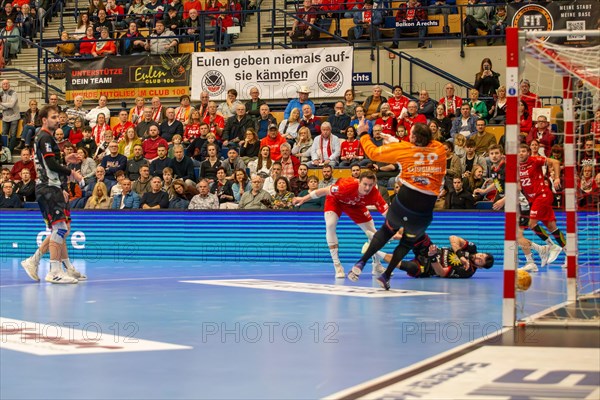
[284,86,315,120]
[271,177,294,209]
[105,0,126,30]
[262,161,283,196]
[0,167,12,185]
[348,0,382,42]
[0,18,20,63]
[238,174,271,210]
[375,103,397,135]
[339,126,364,167]
[129,97,146,126]
[66,176,83,208]
[342,88,360,119]
[296,175,324,210]
[417,90,436,121]
[255,104,278,140]
[120,21,147,55]
[464,0,488,47]
[128,149,149,181]
[145,0,165,25]
[10,148,36,182]
[450,104,478,139]
[289,0,319,47]
[183,109,203,145]
[429,120,444,142]
[467,88,488,121]
[488,5,507,45]
[210,167,235,207]
[55,31,76,58]
[141,176,170,209]
[84,182,111,209]
[309,122,340,167]
[183,8,202,42]
[577,164,600,209]
[183,0,203,19]
[391,0,427,49]
[160,107,185,142]
[461,138,488,178]
[113,111,135,142]
[18,98,41,151]
[519,100,532,137]
[203,102,225,141]
[442,140,462,195]
[145,20,178,54]
[188,179,219,210]
[91,113,109,145]
[86,95,111,128]
[290,163,309,195]
[150,144,173,177]
[466,165,487,201]
[298,104,321,138]
[244,87,266,118]
[474,58,500,98]
[488,85,507,125]
[92,27,117,57]
[88,0,104,22]
[232,168,251,203]
[549,144,564,170]
[93,10,113,38]
[526,115,554,156]
[199,143,222,183]
[577,138,599,175]
[172,144,196,187]
[101,140,128,190]
[76,147,97,187]
[328,101,351,139]
[163,6,183,34]
[112,178,141,209]
[17,4,37,45]
[199,133,221,161]
[162,167,175,196]
[292,127,313,163]
[260,124,287,161]
[445,177,475,209]
[349,105,373,134]
[0,181,22,208]
[217,89,243,120]
[398,101,427,133]
[520,79,541,112]
[169,179,193,209]
[126,0,149,28]
[362,85,387,121]
[248,145,273,176]
[76,25,96,57]
[318,164,337,188]
[439,83,462,118]
[143,125,168,161]
[222,103,254,148]
[72,12,92,40]
[387,85,410,118]
[14,168,35,202]
[131,165,152,199]
[279,142,300,180]
[453,133,466,158]
[240,128,260,163]
[69,117,85,147]
[221,147,246,178]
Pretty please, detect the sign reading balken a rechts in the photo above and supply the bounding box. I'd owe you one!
[190,47,353,101]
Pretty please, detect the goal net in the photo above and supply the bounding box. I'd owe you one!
[504,28,600,327]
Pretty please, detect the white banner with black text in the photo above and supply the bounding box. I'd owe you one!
[190,47,353,101]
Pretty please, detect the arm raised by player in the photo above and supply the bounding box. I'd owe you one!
[546,157,562,190]
[358,125,410,165]
[292,186,331,206]
[449,235,471,271]
[427,244,451,277]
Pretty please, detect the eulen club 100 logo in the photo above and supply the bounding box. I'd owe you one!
[202,70,226,96]
[317,66,343,94]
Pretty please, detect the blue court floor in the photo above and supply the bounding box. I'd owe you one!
[0,258,588,399]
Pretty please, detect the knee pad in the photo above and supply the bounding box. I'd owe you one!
[51,221,68,244]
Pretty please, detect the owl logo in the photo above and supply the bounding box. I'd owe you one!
[202,70,226,97]
[317,66,343,94]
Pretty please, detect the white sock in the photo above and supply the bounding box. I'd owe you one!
[50,260,63,273]
[31,248,43,264]
[525,253,534,263]
[329,246,340,264]
[62,259,74,269]
[376,251,387,260]
[545,238,554,246]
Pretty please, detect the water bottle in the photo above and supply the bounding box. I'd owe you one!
[429,40,432,48]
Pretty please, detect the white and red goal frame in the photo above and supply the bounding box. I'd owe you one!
[503,27,600,327]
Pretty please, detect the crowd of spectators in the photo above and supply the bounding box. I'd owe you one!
[1,71,598,211]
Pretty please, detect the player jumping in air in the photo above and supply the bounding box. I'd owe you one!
[292,170,388,278]
[349,121,446,290]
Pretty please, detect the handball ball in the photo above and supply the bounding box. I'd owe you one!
[517,269,532,291]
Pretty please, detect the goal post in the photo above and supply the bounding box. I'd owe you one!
[504,27,600,327]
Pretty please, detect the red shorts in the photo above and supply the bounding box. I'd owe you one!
[324,197,373,224]
[529,193,555,224]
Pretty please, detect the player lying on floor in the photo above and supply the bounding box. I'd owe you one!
[364,234,494,280]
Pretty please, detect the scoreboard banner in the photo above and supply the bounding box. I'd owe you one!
[65,54,191,101]
[190,47,353,101]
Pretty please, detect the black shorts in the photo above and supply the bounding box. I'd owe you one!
[36,185,69,229]
[386,196,433,241]
[519,209,530,228]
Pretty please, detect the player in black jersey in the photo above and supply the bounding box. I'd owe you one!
[20,105,85,284]
[372,234,494,279]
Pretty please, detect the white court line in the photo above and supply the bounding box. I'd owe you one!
[324,326,510,400]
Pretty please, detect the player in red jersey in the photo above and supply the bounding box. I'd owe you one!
[293,170,388,278]
[518,143,565,272]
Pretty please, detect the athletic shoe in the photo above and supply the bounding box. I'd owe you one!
[521,263,538,273]
[372,261,385,275]
[375,275,391,291]
[20,258,40,282]
[547,245,563,265]
[347,270,359,282]
[538,245,551,267]
[65,264,87,281]
[45,270,78,284]
[333,262,345,279]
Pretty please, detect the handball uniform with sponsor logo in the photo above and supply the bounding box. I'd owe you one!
[325,177,388,224]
